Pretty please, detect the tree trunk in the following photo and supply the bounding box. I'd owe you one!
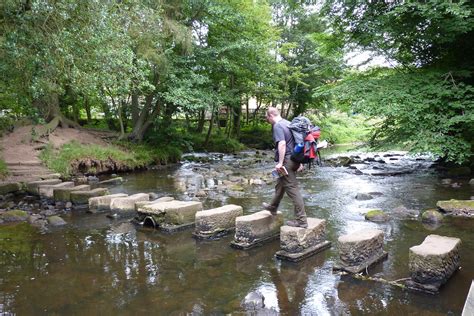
[84,95,92,123]
[232,101,241,138]
[197,109,205,133]
[204,105,215,147]
[131,92,139,125]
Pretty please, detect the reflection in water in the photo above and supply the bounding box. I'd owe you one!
[0,151,473,314]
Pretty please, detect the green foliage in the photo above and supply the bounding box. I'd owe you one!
[239,124,273,149]
[186,131,245,153]
[0,158,8,179]
[308,112,373,144]
[323,0,474,67]
[39,140,181,177]
[316,69,474,163]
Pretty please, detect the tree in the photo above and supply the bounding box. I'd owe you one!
[321,0,474,164]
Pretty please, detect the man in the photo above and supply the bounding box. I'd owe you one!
[263,107,308,228]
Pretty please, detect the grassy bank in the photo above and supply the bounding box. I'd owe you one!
[40,141,181,177]
[0,158,8,180]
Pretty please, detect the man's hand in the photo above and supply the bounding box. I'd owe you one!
[297,164,304,172]
[275,163,283,170]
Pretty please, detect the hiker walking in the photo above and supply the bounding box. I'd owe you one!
[263,107,308,228]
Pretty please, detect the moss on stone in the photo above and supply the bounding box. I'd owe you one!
[1,210,29,222]
[365,209,389,222]
[421,210,444,223]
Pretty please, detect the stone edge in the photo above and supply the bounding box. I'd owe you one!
[275,240,331,262]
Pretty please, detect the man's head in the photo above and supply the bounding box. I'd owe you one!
[266,107,281,125]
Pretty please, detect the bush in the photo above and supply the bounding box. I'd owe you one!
[308,111,373,144]
[240,124,273,149]
[186,131,245,153]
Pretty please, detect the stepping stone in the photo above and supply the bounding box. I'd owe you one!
[70,188,109,205]
[230,211,284,250]
[39,182,74,198]
[110,193,150,212]
[463,281,474,316]
[135,196,174,212]
[40,173,62,180]
[407,234,461,293]
[193,204,244,240]
[437,199,474,217]
[53,185,91,202]
[334,229,387,274]
[0,182,21,195]
[88,193,129,211]
[137,200,203,233]
[99,177,123,185]
[275,218,331,262]
[25,179,62,194]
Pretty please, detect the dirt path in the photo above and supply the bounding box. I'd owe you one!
[1,125,116,183]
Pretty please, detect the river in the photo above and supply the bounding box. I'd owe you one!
[0,149,473,315]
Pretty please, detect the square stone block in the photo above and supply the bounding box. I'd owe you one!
[0,182,22,195]
[110,193,150,212]
[408,234,461,291]
[70,188,109,205]
[335,229,387,273]
[231,210,283,250]
[26,179,62,194]
[53,185,91,202]
[39,182,74,198]
[135,197,174,212]
[89,193,129,211]
[194,204,244,239]
[138,201,202,232]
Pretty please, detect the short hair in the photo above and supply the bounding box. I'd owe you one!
[266,107,280,117]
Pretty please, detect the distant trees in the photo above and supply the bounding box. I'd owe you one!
[320,0,474,164]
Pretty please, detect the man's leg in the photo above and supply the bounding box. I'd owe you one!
[266,178,285,212]
[284,160,307,226]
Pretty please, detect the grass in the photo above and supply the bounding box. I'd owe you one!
[0,158,8,179]
[40,140,182,177]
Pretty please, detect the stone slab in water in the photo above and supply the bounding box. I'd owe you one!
[99,177,123,185]
[276,218,331,262]
[462,281,474,316]
[39,182,74,198]
[88,193,129,211]
[231,210,283,250]
[70,188,109,205]
[26,179,62,194]
[53,185,91,202]
[193,204,243,239]
[138,200,203,226]
[334,229,387,274]
[110,193,150,212]
[437,199,474,217]
[408,234,461,292]
[0,182,21,195]
[135,197,174,212]
[40,173,61,180]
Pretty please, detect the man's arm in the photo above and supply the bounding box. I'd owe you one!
[276,140,286,169]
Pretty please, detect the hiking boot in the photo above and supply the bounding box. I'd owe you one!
[262,202,277,215]
[286,220,308,228]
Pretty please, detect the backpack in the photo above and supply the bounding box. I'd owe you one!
[288,116,322,168]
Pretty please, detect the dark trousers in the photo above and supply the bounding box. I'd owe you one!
[269,159,307,223]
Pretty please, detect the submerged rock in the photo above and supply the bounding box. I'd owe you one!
[355,193,373,201]
[421,210,444,224]
[48,216,67,226]
[365,210,389,222]
[1,209,29,222]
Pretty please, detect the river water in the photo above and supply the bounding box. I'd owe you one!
[1,149,473,315]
